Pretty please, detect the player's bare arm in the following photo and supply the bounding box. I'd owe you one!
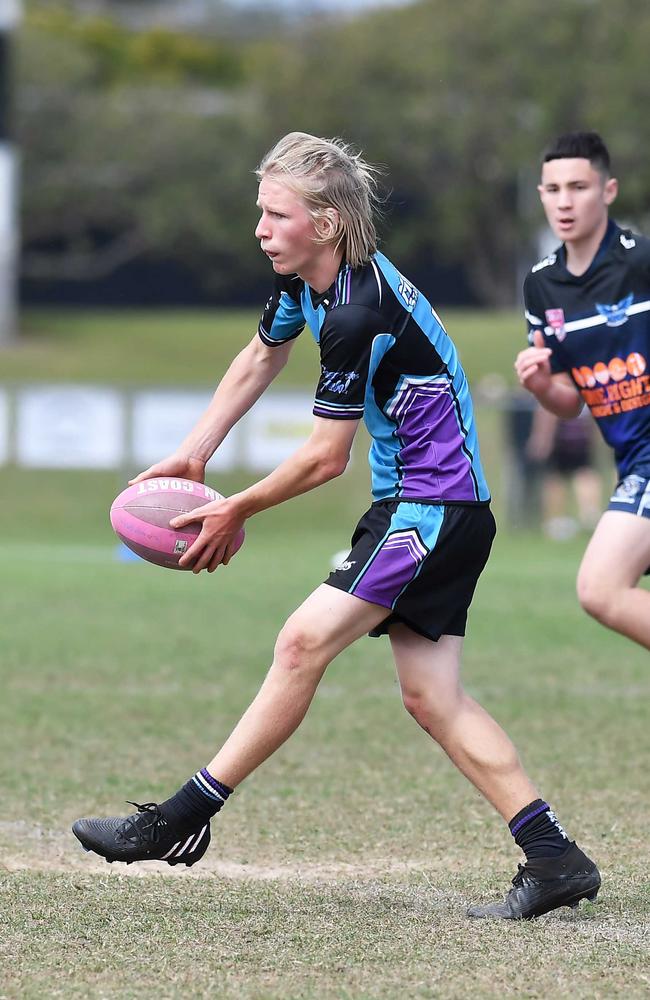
[172,416,360,573]
[129,335,294,486]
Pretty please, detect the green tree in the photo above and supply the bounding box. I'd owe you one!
[248,0,650,303]
[18,3,258,294]
[17,0,650,306]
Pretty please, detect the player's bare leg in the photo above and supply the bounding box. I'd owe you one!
[72,586,389,866]
[577,511,650,650]
[207,586,389,786]
[390,624,600,918]
[390,627,538,820]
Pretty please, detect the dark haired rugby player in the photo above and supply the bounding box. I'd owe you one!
[517,131,650,652]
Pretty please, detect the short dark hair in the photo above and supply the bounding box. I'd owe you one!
[543,131,611,177]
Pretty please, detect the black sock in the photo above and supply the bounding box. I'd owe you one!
[159,769,232,832]
[509,799,571,861]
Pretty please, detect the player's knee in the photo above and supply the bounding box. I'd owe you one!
[576,574,614,623]
[273,618,326,674]
[401,688,423,723]
[401,686,456,738]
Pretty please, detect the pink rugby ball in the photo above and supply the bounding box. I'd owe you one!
[110,477,245,570]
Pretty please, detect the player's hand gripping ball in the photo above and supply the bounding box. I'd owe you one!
[110,478,245,570]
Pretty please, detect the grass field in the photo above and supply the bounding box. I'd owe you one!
[1,526,649,998]
[1,310,648,998]
[6,307,524,388]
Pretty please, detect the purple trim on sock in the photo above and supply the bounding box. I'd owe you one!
[510,801,549,837]
[192,775,223,802]
[200,768,232,797]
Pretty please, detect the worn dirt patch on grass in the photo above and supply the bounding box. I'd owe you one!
[0,820,442,883]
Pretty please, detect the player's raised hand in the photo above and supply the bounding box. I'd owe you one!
[514,330,553,395]
[128,453,206,486]
[171,496,246,573]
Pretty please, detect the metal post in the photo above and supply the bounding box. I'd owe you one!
[0,0,20,346]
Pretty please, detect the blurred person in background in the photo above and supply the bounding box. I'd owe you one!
[525,406,602,540]
[73,132,600,920]
[517,130,650,651]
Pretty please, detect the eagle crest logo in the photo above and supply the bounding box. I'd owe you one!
[595,293,634,328]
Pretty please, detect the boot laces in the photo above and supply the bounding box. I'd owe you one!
[117,801,167,846]
[511,862,539,891]
[511,863,527,889]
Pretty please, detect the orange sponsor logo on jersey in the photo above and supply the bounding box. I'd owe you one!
[575,352,650,418]
[572,352,646,388]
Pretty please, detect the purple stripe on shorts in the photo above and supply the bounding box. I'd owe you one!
[352,530,427,608]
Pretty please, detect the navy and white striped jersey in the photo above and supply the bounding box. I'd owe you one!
[524,221,650,476]
[258,251,490,505]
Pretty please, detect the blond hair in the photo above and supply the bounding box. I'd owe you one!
[256,132,381,268]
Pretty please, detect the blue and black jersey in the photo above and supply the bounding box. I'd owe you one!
[258,251,490,505]
[524,221,650,476]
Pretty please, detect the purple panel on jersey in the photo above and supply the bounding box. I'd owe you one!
[353,529,427,607]
[388,380,476,500]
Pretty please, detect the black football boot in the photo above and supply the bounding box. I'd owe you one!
[72,801,211,867]
[467,842,601,919]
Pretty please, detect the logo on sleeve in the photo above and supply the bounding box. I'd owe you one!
[320,366,360,394]
[532,253,557,273]
[397,275,418,309]
[596,293,634,327]
[544,308,566,340]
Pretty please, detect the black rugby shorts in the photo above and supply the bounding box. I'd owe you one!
[325,499,496,642]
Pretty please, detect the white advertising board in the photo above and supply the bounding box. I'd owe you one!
[130,390,237,472]
[16,385,124,469]
[9,385,319,472]
[243,393,314,471]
